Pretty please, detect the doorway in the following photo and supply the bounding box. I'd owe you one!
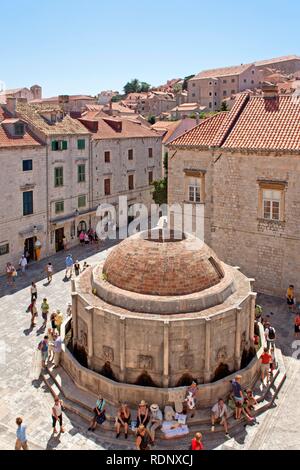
[55,227,64,252]
[24,236,37,261]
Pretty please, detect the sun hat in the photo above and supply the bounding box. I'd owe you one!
[150,403,159,412]
[139,400,147,406]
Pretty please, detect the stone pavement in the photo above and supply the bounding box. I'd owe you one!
[0,241,299,450]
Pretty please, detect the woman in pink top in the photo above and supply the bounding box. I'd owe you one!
[79,231,85,245]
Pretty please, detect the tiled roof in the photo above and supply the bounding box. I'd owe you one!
[255,55,300,66]
[80,116,161,140]
[193,63,253,80]
[0,106,42,148]
[223,94,300,151]
[168,93,300,152]
[168,113,227,147]
[16,102,90,136]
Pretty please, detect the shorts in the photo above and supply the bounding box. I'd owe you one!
[287,298,294,305]
[42,312,48,321]
[261,363,269,373]
[234,397,243,407]
[52,414,62,427]
[42,351,48,362]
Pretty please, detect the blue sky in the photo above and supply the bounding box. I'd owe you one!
[1,0,300,97]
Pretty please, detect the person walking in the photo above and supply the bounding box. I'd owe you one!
[55,310,64,334]
[19,255,28,275]
[294,313,300,338]
[53,333,62,368]
[52,396,64,434]
[30,282,37,303]
[79,231,85,245]
[260,347,272,385]
[6,262,14,286]
[15,417,28,450]
[74,260,81,276]
[41,298,49,328]
[29,299,38,327]
[65,255,73,279]
[286,285,296,312]
[50,312,57,331]
[191,432,204,450]
[47,328,55,362]
[46,262,53,283]
[38,335,49,368]
[84,233,89,245]
[265,323,276,350]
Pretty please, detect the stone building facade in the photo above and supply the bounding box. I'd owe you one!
[168,86,300,297]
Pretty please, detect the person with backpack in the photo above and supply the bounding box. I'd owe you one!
[265,323,276,350]
[38,335,49,368]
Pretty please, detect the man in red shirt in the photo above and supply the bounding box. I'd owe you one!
[260,347,272,384]
[191,432,204,450]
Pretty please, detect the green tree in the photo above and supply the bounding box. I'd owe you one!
[140,82,151,92]
[148,115,156,125]
[220,101,228,111]
[151,177,167,205]
[182,74,195,91]
[163,151,168,176]
[124,79,141,94]
[111,94,125,102]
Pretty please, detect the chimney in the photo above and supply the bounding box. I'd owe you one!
[109,100,113,116]
[195,112,200,125]
[6,96,17,116]
[262,82,279,99]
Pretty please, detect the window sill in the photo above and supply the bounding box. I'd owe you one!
[183,200,205,205]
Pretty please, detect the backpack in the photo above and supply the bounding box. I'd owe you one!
[38,341,43,351]
[268,327,275,340]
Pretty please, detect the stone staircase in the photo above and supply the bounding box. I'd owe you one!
[41,348,286,450]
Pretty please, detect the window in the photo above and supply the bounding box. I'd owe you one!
[223,90,227,96]
[22,159,32,171]
[148,148,153,158]
[223,79,227,84]
[23,191,33,216]
[77,220,87,236]
[251,80,254,84]
[231,90,236,94]
[192,83,196,87]
[54,167,63,187]
[128,174,134,190]
[15,123,24,136]
[262,189,281,221]
[252,70,255,74]
[104,151,110,163]
[215,102,217,106]
[148,171,153,185]
[55,201,64,214]
[231,78,235,83]
[128,149,133,160]
[78,195,86,208]
[78,164,86,183]
[244,79,247,83]
[77,139,85,150]
[209,92,212,96]
[209,82,212,85]
[188,178,201,203]
[104,178,111,195]
[51,140,68,151]
[0,243,9,256]
[192,93,195,97]
[209,102,212,109]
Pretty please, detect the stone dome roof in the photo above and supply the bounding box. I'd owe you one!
[102,229,225,296]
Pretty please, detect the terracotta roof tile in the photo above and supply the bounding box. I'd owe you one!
[80,116,161,140]
[193,63,253,80]
[168,113,227,147]
[0,107,42,148]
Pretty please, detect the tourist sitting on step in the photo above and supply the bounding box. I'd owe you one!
[88,396,106,431]
[147,404,163,443]
[243,389,257,417]
[115,403,131,439]
[211,398,230,438]
[136,400,150,428]
[135,424,153,450]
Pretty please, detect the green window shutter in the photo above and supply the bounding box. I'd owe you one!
[62,140,68,150]
[78,139,85,150]
[52,141,57,151]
